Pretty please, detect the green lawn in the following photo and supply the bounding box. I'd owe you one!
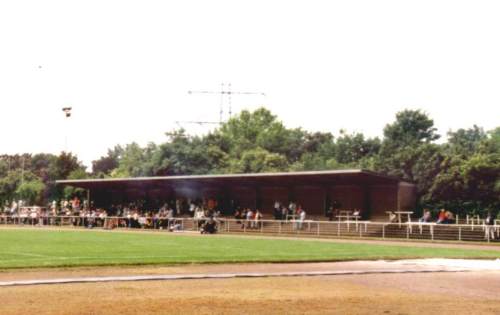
[0,229,499,269]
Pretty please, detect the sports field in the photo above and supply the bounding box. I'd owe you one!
[1,228,499,269]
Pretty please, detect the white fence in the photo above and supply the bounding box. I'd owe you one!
[0,215,499,243]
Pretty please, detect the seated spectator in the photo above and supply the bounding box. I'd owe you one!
[445,211,455,224]
[201,217,217,234]
[436,209,447,224]
[389,211,397,222]
[419,209,431,223]
[169,219,183,232]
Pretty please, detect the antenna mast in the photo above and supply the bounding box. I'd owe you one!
[188,82,265,124]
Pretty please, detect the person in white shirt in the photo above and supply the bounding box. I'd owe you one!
[246,209,254,228]
[296,209,306,230]
[194,207,205,228]
[253,210,263,229]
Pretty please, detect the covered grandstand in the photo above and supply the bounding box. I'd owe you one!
[56,169,416,221]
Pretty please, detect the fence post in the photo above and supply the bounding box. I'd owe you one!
[458,226,461,241]
[406,226,409,239]
[337,220,340,237]
[279,221,282,234]
[382,225,385,239]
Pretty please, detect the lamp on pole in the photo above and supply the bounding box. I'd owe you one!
[62,107,72,152]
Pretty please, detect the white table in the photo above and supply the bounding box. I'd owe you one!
[387,211,413,225]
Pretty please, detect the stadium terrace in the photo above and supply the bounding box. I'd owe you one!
[56,169,415,221]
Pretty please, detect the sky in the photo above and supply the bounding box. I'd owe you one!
[1,0,499,169]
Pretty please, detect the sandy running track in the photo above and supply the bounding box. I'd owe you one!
[1,270,500,315]
[0,260,500,314]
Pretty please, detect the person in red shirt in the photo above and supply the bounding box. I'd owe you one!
[437,209,447,224]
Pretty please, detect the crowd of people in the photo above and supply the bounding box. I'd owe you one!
[417,208,456,224]
[270,201,306,221]
[0,197,229,233]
[0,197,313,233]
[1,197,496,238]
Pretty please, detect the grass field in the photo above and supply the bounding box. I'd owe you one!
[0,228,499,269]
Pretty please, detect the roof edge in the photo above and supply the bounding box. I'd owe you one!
[56,169,411,185]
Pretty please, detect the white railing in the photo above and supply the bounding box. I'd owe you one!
[0,215,499,243]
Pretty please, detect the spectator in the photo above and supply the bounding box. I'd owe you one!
[280,206,288,221]
[445,211,455,224]
[485,212,496,240]
[194,206,205,228]
[436,209,447,224]
[326,206,335,221]
[166,207,175,228]
[234,208,242,225]
[273,203,282,220]
[169,219,183,232]
[246,208,254,228]
[201,217,217,234]
[296,208,306,230]
[254,209,263,229]
[419,209,431,223]
[389,211,397,222]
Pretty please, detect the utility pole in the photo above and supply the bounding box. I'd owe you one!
[188,83,265,124]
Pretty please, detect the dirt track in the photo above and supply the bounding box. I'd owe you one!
[1,271,500,315]
[1,260,500,315]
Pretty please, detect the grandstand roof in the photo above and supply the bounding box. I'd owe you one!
[56,169,411,190]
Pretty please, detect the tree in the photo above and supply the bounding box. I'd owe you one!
[383,109,440,146]
[461,153,500,211]
[51,152,85,180]
[446,125,487,156]
[112,143,152,178]
[148,130,229,176]
[376,110,440,182]
[16,180,46,205]
[92,146,123,177]
[217,108,307,162]
[62,169,89,199]
[228,148,288,173]
[335,131,380,164]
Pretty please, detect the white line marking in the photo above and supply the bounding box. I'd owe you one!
[0,269,474,287]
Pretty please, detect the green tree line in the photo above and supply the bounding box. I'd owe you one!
[1,108,499,216]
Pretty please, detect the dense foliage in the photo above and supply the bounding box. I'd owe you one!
[1,108,498,215]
